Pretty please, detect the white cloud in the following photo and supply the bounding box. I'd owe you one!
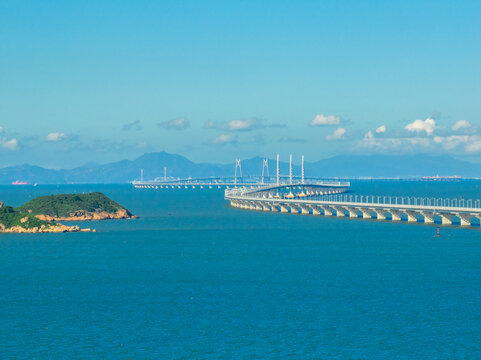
[326,127,346,140]
[227,119,253,131]
[433,135,469,151]
[158,117,190,130]
[375,125,386,133]
[211,134,237,145]
[364,126,385,141]
[46,132,66,141]
[310,114,341,126]
[465,136,481,153]
[405,118,436,136]
[361,136,431,152]
[362,133,481,154]
[0,126,19,150]
[1,138,19,150]
[222,118,283,131]
[452,120,471,131]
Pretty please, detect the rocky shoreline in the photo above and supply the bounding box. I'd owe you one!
[34,209,138,221]
[0,223,93,233]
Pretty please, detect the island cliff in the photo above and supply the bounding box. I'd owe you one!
[0,205,89,233]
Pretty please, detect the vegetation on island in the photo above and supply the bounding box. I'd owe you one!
[0,205,52,229]
[16,192,132,218]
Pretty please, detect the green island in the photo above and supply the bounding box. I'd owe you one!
[0,192,136,233]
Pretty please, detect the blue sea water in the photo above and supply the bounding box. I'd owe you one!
[1,181,481,359]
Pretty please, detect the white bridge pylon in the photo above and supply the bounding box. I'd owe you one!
[261,159,269,184]
[132,154,313,189]
[234,159,242,185]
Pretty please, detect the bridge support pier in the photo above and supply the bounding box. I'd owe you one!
[406,211,418,222]
[280,205,289,213]
[359,208,372,219]
[457,214,472,226]
[438,213,452,225]
[375,210,388,220]
[333,207,345,217]
[262,204,271,212]
[421,212,435,224]
[300,206,310,215]
[346,208,358,218]
[271,205,279,212]
[311,206,321,215]
[390,210,402,221]
[321,206,334,216]
[288,205,298,214]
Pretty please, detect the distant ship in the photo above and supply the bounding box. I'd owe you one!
[11,180,29,185]
[422,175,461,181]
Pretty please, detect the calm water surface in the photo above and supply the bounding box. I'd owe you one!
[1,182,481,359]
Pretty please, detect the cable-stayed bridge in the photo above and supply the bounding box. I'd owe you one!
[132,154,350,191]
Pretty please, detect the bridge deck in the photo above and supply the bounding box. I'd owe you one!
[133,180,350,189]
[225,190,481,227]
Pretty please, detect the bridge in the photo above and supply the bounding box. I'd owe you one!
[132,176,349,190]
[132,154,350,191]
[225,187,481,227]
[133,176,263,189]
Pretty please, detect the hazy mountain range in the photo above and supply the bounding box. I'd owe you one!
[1,151,481,184]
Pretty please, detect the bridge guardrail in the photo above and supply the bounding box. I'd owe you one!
[225,192,481,213]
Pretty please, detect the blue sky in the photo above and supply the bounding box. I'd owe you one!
[0,0,480,168]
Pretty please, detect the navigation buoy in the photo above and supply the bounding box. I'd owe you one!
[436,227,440,237]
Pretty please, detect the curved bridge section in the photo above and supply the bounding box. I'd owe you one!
[225,188,481,227]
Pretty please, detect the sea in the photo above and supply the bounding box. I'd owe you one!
[1,181,481,359]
